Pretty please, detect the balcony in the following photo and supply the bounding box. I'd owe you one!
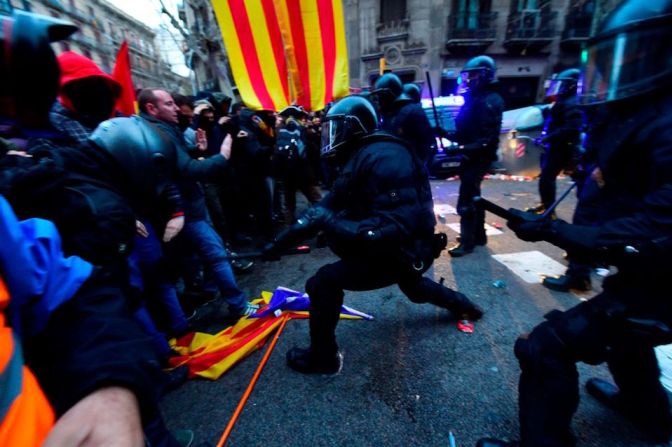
[445,12,498,54]
[560,13,593,50]
[504,10,558,53]
[376,18,410,43]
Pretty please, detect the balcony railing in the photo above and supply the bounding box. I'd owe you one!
[447,12,498,41]
[505,10,558,41]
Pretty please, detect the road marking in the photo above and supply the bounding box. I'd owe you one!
[446,223,503,236]
[433,203,456,215]
[492,251,566,283]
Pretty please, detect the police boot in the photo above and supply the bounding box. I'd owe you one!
[475,438,518,447]
[449,243,473,257]
[542,274,591,292]
[286,346,343,375]
[586,378,672,443]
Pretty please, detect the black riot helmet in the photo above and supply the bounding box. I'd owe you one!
[0,11,77,128]
[321,96,378,159]
[579,0,672,105]
[372,73,411,112]
[403,83,422,103]
[89,116,176,198]
[545,68,580,100]
[458,55,497,94]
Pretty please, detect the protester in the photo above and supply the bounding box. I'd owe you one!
[0,11,181,446]
[138,88,259,317]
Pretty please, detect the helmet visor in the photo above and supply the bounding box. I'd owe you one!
[579,26,672,105]
[457,70,482,94]
[321,117,347,158]
[545,79,564,98]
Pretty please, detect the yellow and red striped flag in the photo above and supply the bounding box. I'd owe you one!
[211,0,348,111]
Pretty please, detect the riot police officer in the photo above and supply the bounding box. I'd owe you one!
[449,56,504,257]
[372,73,435,164]
[532,68,592,292]
[265,96,483,374]
[403,83,422,104]
[527,68,584,215]
[477,1,672,445]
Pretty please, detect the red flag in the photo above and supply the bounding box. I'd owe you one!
[112,41,137,116]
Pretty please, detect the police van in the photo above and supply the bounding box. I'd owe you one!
[422,96,548,178]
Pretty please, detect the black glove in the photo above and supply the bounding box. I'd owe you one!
[296,206,334,230]
[507,208,558,242]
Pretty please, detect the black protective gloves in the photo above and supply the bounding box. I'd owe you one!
[262,206,333,260]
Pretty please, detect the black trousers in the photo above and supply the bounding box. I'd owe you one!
[305,256,477,356]
[539,148,572,210]
[515,276,672,446]
[456,162,490,248]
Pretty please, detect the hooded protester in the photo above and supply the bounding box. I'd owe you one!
[50,51,121,145]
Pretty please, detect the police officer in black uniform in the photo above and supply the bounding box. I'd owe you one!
[265,96,483,374]
[448,56,504,257]
[528,68,584,215]
[403,83,422,104]
[477,1,672,445]
[373,73,435,164]
[533,69,593,292]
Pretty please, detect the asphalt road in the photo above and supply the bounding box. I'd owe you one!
[161,176,666,447]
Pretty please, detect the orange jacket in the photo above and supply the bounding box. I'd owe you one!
[0,277,54,446]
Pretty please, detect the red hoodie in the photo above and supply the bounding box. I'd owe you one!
[57,51,121,111]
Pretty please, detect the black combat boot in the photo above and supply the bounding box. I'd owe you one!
[449,243,474,257]
[542,274,591,292]
[586,378,672,443]
[286,347,343,374]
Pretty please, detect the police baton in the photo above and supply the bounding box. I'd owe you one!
[425,70,444,151]
[219,244,311,261]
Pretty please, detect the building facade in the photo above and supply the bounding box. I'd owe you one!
[345,0,621,108]
[7,0,190,94]
[178,0,237,99]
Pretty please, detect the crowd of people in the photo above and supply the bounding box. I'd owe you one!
[1,0,671,446]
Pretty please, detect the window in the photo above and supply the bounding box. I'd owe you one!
[380,0,406,24]
[453,0,492,29]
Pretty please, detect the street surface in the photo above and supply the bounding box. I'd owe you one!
[161,176,664,447]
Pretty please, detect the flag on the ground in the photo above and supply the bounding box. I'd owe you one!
[112,41,137,116]
[168,287,373,380]
[211,0,348,111]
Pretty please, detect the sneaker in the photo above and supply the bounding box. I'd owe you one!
[524,204,546,214]
[286,346,343,374]
[163,365,189,393]
[231,257,254,273]
[172,429,195,447]
[239,302,261,317]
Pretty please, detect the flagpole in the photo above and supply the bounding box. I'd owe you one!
[216,313,291,447]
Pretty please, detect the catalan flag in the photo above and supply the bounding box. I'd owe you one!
[168,287,372,380]
[211,0,348,111]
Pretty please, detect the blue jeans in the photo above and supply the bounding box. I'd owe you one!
[182,219,247,314]
[129,221,188,336]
